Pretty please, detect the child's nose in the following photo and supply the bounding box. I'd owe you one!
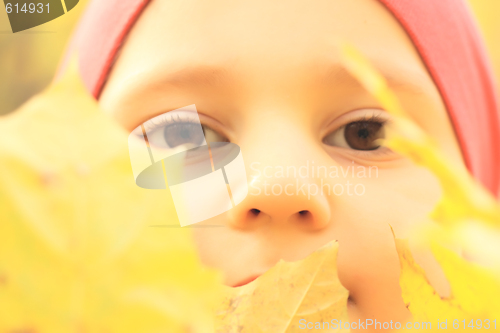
[228,165,332,231]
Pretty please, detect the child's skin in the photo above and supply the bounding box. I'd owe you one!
[99,0,466,325]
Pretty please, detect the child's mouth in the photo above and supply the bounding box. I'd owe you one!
[232,275,261,288]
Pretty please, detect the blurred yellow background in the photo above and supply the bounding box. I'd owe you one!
[0,0,499,116]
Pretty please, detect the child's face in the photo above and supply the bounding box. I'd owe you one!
[100,0,465,320]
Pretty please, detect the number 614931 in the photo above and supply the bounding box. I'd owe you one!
[5,3,49,14]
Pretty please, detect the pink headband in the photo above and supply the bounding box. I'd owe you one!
[57,0,500,197]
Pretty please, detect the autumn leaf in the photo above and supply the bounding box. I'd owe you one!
[396,239,500,332]
[215,241,349,333]
[340,44,500,329]
[0,60,221,333]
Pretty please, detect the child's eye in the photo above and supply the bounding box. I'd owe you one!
[141,112,228,150]
[323,119,386,151]
[162,122,206,148]
[151,123,228,149]
[162,122,229,148]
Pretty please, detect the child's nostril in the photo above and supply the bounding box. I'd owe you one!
[250,208,261,215]
[298,210,309,216]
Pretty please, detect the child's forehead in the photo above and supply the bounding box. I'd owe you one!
[124,0,410,55]
[108,0,426,90]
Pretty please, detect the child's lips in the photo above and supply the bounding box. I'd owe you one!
[231,274,261,288]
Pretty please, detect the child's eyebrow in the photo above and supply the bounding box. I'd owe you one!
[322,63,429,97]
[112,59,432,124]
[148,65,234,90]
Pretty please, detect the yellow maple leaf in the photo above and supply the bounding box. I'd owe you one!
[215,241,349,333]
[397,240,500,330]
[0,59,221,333]
[340,44,500,329]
